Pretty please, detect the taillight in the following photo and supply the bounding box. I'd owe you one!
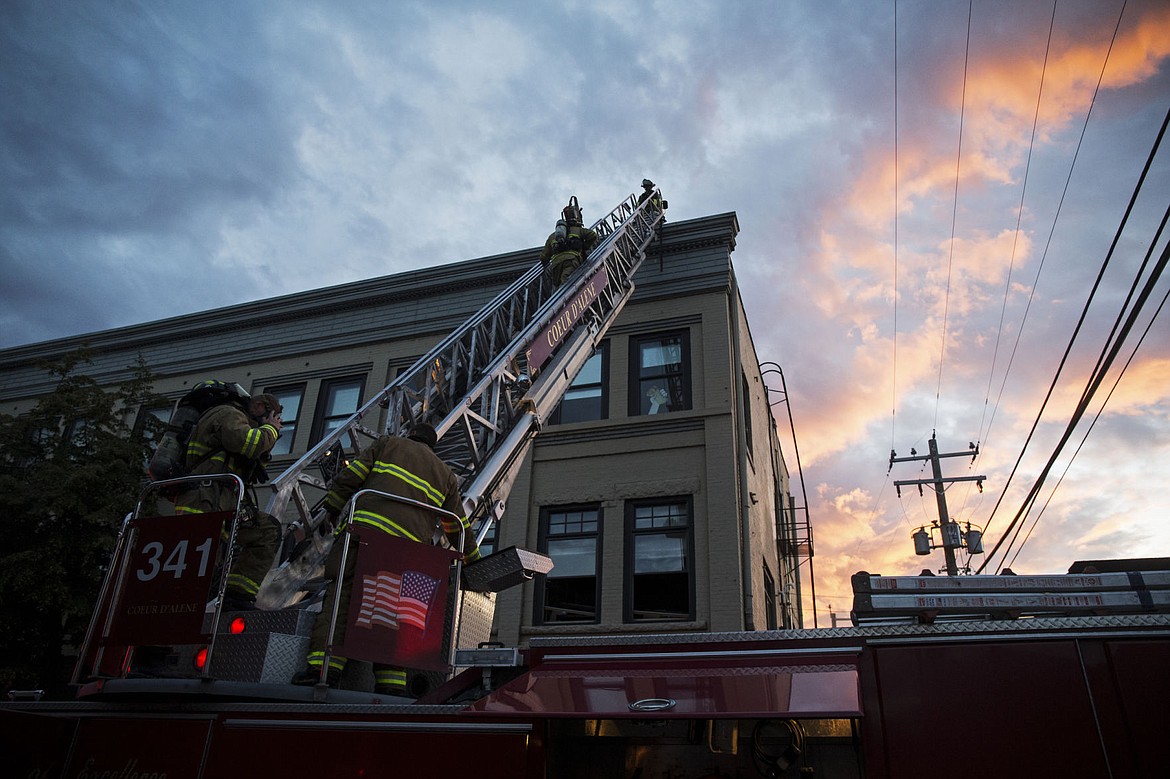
[194,646,208,670]
[230,616,246,634]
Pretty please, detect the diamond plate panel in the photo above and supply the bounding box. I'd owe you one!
[210,632,308,684]
[205,608,315,636]
[462,547,553,593]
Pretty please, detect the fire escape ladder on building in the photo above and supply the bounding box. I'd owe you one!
[261,188,665,553]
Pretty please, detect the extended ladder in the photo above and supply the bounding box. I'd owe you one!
[259,187,665,580]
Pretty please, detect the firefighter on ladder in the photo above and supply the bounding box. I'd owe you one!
[292,423,481,696]
[637,178,666,218]
[540,196,598,287]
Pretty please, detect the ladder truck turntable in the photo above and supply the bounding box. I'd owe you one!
[3,188,1169,778]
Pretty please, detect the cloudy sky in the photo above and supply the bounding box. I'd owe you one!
[3,0,1168,624]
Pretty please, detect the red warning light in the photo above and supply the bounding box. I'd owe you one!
[230,616,246,634]
[194,646,208,670]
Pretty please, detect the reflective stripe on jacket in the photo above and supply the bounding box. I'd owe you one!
[324,435,479,560]
[174,404,280,515]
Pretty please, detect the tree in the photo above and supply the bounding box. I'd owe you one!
[0,349,163,698]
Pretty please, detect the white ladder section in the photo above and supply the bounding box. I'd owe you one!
[260,188,666,560]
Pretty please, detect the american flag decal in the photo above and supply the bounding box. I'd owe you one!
[354,570,440,632]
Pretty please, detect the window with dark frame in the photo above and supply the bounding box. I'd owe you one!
[763,563,778,630]
[536,504,601,624]
[135,405,171,447]
[742,371,754,459]
[312,376,365,444]
[629,330,691,416]
[264,384,305,456]
[625,497,694,622]
[551,343,608,424]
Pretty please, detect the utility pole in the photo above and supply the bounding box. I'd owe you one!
[889,432,985,576]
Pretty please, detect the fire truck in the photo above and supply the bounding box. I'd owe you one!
[3,187,1169,778]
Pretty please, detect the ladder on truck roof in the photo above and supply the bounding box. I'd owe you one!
[257,186,666,603]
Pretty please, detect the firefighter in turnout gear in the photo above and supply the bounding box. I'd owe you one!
[292,423,482,696]
[637,178,666,218]
[540,196,599,287]
[173,393,284,609]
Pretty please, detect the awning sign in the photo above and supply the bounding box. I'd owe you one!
[526,264,609,374]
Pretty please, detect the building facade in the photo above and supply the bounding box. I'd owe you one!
[0,211,810,641]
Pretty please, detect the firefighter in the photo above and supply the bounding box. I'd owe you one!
[173,393,284,610]
[637,178,666,218]
[292,423,482,696]
[540,196,599,287]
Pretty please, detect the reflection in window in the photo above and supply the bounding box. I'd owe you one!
[627,498,693,622]
[314,376,364,443]
[538,505,601,624]
[136,405,171,466]
[552,343,607,424]
[630,331,691,416]
[137,406,170,447]
[265,384,305,456]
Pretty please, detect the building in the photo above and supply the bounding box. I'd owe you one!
[0,211,811,643]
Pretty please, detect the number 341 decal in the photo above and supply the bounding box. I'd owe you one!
[136,538,215,582]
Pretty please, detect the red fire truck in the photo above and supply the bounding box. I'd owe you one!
[3,189,1168,777]
[4,564,1168,778]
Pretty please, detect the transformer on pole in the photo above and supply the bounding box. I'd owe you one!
[889,432,986,576]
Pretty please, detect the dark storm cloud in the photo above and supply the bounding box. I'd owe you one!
[1,1,298,344]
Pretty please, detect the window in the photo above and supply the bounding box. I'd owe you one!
[763,563,778,630]
[742,372,754,458]
[629,331,691,416]
[537,504,601,624]
[136,405,171,444]
[625,498,693,622]
[135,404,172,464]
[264,384,305,456]
[551,343,608,424]
[312,376,365,443]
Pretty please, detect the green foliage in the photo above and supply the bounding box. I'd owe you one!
[0,349,164,697]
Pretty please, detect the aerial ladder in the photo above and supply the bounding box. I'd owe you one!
[257,185,666,609]
[70,185,666,697]
[230,185,669,688]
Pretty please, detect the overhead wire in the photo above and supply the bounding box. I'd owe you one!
[998,187,1170,568]
[1005,272,1170,570]
[934,0,974,430]
[982,115,1170,572]
[956,0,1058,527]
[975,0,1058,453]
[892,0,900,455]
[974,0,1130,554]
[993,218,1170,570]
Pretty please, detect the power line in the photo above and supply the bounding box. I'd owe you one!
[1005,274,1170,570]
[977,0,1058,453]
[892,0,900,455]
[934,0,974,430]
[984,178,1170,572]
[976,0,1130,550]
[993,224,1170,571]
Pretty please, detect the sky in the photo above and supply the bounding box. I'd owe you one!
[2,0,1169,626]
